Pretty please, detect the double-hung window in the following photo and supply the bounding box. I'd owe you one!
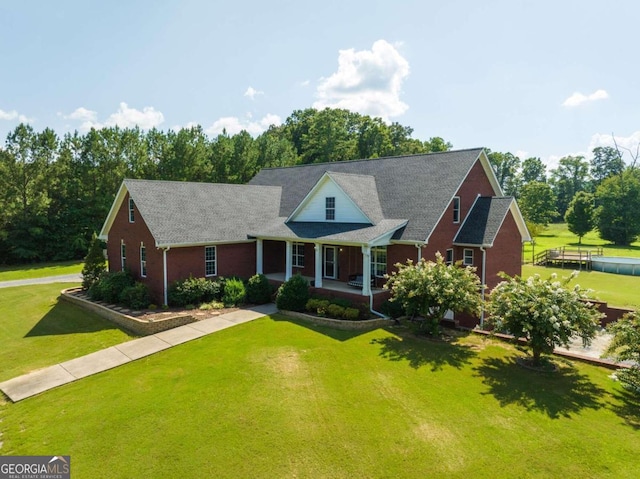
[292,243,305,268]
[325,197,335,221]
[121,241,126,270]
[453,196,460,223]
[140,244,147,277]
[205,246,217,276]
[371,246,387,278]
[445,248,454,265]
[463,248,474,266]
[129,198,135,223]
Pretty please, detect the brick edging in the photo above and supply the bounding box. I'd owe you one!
[279,310,391,330]
[60,287,195,336]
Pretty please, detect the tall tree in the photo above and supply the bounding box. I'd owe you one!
[518,181,557,226]
[595,169,640,245]
[487,150,520,196]
[521,157,547,184]
[590,146,624,188]
[564,191,595,244]
[549,155,590,218]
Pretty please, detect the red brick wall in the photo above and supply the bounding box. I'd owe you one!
[485,211,522,289]
[166,243,256,284]
[263,240,284,274]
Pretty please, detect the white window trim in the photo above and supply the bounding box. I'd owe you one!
[445,248,454,265]
[205,245,217,277]
[129,198,135,223]
[121,240,126,270]
[371,246,387,278]
[463,248,474,266]
[292,243,305,268]
[140,243,147,278]
[453,196,460,223]
[326,196,335,221]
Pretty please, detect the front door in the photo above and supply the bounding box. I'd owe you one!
[323,246,337,279]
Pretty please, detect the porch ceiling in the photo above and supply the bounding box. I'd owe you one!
[265,273,387,295]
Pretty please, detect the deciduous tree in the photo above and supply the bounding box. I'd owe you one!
[604,312,640,393]
[595,169,640,245]
[565,191,595,244]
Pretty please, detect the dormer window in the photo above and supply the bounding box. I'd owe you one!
[129,198,135,223]
[325,197,335,221]
[453,196,460,223]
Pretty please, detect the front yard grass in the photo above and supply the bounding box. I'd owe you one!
[0,260,83,282]
[0,283,135,382]
[1,315,638,478]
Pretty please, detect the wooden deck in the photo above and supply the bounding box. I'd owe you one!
[534,247,603,270]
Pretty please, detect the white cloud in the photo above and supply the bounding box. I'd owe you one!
[63,102,164,132]
[0,108,32,123]
[562,89,609,107]
[515,150,529,160]
[313,39,410,121]
[300,80,310,87]
[589,131,640,161]
[206,113,282,136]
[170,121,199,131]
[244,87,264,100]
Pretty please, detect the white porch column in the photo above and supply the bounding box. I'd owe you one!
[314,243,323,288]
[256,239,263,274]
[361,245,372,296]
[285,240,293,280]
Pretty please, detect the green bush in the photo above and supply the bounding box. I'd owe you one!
[119,282,151,310]
[276,274,309,312]
[168,277,221,307]
[246,274,272,304]
[88,270,135,303]
[326,304,345,319]
[381,299,405,319]
[342,307,360,321]
[222,278,246,306]
[329,297,352,309]
[306,298,329,313]
[81,233,106,290]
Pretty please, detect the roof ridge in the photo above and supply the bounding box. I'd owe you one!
[124,178,281,189]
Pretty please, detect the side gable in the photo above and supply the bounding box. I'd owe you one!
[99,182,129,241]
[287,172,377,224]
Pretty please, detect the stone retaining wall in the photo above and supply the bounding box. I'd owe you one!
[61,288,195,336]
[280,310,391,330]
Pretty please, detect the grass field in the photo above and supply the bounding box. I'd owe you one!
[0,283,134,382]
[523,223,640,262]
[0,260,84,282]
[0,316,638,478]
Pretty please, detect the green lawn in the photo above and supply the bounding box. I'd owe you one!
[0,283,135,382]
[522,265,640,310]
[1,316,638,478]
[523,223,640,262]
[0,260,84,282]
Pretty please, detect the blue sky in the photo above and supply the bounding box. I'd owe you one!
[1,0,638,168]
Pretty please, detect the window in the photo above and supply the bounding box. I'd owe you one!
[205,246,217,276]
[453,196,460,223]
[371,246,387,277]
[292,243,305,268]
[325,197,335,221]
[121,241,126,270]
[129,198,135,223]
[140,244,147,277]
[463,248,474,266]
[445,248,454,265]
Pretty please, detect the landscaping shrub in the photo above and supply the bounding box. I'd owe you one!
[276,274,309,311]
[306,298,331,316]
[381,299,405,319]
[89,270,135,303]
[168,277,221,307]
[222,278,246,306]
[81,233,106,290]
[342,307,360,321]
[246,274,272,304]
[328,297,352,309]
[326,304,345,319]
[119,282,151,310]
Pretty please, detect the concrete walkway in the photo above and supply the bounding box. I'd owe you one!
[0,273,82,289]
[0,303,277,402]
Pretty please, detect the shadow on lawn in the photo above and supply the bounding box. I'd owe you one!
[371,331,477,371]
[609,388,640,430]
[25,296,129,337]
[474,355,606,419]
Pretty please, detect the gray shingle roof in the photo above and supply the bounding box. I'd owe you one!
[250,148,485,242]
[123,179,282,246]
[250,218,408,244]
[325,172,384,224]
[453,196,514,246]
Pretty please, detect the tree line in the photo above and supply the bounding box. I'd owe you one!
[0,108,450,264]
[486,147,640,245]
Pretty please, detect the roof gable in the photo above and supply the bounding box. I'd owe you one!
[288,172,382,224]
[250,148,486,242]
[100,179,282,247]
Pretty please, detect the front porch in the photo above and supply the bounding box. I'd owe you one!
[265,272,390,311]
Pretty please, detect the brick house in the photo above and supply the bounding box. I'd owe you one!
[99,148,530,324]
